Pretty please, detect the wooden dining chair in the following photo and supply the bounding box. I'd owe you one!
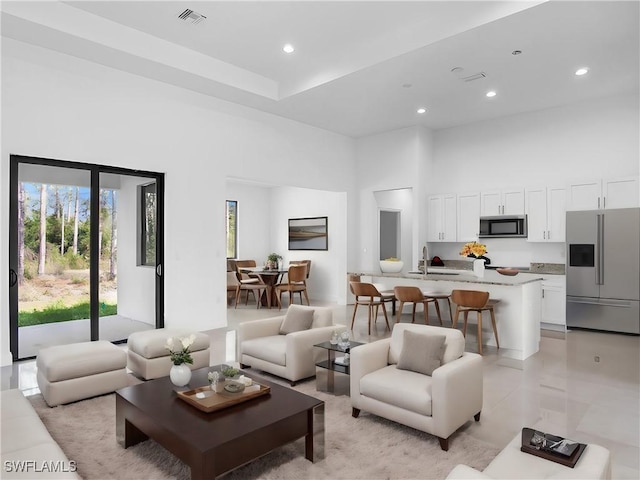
[236,277,267,310]
[451,289,500,355]
[290,260,311,280]
[275,264,310,309]
[288,260,312,303]
[234,259,262,303]
[349,281,393,335]
[393,286,442,325]
[226,272,240,307]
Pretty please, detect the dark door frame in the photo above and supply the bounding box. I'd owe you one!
[8,154,165,361]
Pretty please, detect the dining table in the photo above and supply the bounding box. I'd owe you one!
[240,267,289,308]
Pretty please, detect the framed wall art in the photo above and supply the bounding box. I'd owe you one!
[288,216,328,251]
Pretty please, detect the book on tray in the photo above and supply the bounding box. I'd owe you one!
[528,430,580,457]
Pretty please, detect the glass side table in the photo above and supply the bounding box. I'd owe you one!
[314,340,365,395]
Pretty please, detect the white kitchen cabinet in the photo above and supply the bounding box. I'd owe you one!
[526,186,566,242]
[603,176,639,209]
[457,192,480,242]
[481,188,525,216]
[567,176,639,211]
[541,275,566,329]
[427,194,456,242]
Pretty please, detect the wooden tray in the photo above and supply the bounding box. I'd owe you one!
[520,428,587,468]
[177,383,271,413]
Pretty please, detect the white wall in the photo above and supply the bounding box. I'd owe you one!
[1,39,355,365]
[225,181,272,262]
[355,126,434,273]
[270,186,347,304]
[431,94,640,194]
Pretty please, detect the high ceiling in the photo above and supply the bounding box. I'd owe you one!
[2,1,638,138]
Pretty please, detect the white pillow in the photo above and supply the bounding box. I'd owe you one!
[396,330,446,376]
[279,305,315,334]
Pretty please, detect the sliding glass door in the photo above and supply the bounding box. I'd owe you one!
[8,156,164,360]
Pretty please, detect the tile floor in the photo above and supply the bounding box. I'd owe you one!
[2,300,639,478]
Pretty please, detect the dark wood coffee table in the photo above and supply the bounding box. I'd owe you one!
[116,367,324,479]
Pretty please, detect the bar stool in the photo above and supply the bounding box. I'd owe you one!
[393,286,443,325]
[451,289,500,355]
[350,281,394,334]
[422,291,453,325]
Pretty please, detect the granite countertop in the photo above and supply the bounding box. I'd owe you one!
[417,260,566,276]
[528,263,565,275]
[351,269,544,287]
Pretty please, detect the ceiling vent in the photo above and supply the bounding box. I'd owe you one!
[461,72,487,82]
[177,8,207,25]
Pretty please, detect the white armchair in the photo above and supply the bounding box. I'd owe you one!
[350,323,483,451]
[237,305,340,385]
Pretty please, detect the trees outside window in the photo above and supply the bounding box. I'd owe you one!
[138,182,156,266]
[226,200,237,259]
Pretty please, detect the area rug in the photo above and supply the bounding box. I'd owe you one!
[28,380,499,480]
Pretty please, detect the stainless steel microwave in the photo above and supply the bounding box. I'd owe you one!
[479,215,527,238]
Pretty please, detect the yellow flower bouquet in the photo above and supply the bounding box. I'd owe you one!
[460,241,488,259]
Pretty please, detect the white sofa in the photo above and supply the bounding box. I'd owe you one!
[446,431,611,479]
[350,323,483,451]
[237,305,339,385]
[1,389,80,479]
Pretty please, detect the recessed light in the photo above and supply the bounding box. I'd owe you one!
[575,67,589,76]
[486,91,497,98]
[417,108,427,114]
[283,44,295,54]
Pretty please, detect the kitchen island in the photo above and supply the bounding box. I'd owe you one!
[350,269,543,361]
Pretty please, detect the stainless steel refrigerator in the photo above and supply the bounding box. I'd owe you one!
[566,208,640,334]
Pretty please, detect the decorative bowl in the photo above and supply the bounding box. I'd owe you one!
[224,381,246,394]
[380,260,404,273]
[497,268,519,276]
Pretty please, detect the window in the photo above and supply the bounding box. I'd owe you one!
[137,182,156,266]
[226,200,237,259]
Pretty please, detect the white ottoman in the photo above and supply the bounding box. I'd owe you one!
[446,432,611,479]
[127,329,210,380]
[37,341,128,407]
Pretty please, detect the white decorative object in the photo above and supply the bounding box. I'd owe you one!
[473,259,485,278]
[169,364,192,387]
[338,331,351,350]
[379,260,404,273]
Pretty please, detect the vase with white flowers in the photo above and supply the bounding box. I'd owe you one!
[165,334,196,387]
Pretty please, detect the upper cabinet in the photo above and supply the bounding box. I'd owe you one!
[427,194,457,242]
[457,192,480,242]
[567,176,639,211]
[526,186,566,242]
[480,188,525,216]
